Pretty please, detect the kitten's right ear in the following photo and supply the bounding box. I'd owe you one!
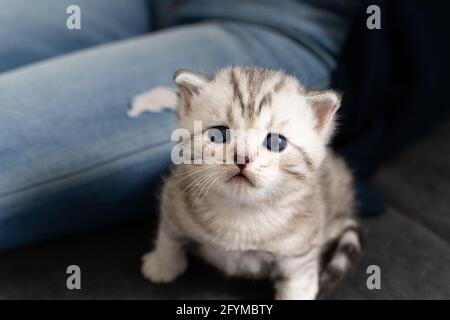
[173,69,209,112]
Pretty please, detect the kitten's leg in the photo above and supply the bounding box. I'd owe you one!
[198,245,269,278]
[141,218,188,283]
[274,249,320,300]
[319,219,361,292]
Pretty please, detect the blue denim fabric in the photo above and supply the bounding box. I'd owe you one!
[0,0,354,251]
[0,0,152,73]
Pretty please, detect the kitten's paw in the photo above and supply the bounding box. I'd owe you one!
[128,86,177,118]
[141,251,187,283]
[275,281,318,300]
[275,288,317,300]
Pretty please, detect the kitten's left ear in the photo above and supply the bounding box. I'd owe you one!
[306,90,341,140]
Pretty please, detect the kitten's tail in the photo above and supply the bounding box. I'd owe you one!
[319,223,362,293]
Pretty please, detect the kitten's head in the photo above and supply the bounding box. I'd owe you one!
[173,67,340,204]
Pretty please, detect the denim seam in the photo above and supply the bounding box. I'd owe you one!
[0,139,171,199]
[216,21,332,89]
[216,20,336,74]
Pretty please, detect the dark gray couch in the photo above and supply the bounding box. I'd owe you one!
[1,116,449,300]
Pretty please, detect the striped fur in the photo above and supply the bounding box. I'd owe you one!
[142,67,361,300]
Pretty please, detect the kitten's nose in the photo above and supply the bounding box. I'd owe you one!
[235,154,251,171]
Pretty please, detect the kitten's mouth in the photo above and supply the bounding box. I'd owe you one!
[228,172,254,186]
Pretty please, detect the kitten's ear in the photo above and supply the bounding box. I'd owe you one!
[174,69,209,95]
[306,90,341,140]
[173,69,210,114]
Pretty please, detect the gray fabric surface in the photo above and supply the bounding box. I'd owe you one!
[1,116,449,300]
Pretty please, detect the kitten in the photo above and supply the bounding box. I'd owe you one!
[141,66,361,300]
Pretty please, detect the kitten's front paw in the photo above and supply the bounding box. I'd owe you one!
[141,251,187,283]
[275,280,318,300]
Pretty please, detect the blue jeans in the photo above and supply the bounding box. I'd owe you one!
[0,0,354,251]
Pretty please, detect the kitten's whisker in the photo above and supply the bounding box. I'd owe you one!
[188,174,216,202]
[173,167,211,185]
[172,166,206,178]
[185,172,218,201]
[181,172,213,195]
[193,174,217,205]
[188,173,220,207]
[181,167,227,199]
[197,174,223,204]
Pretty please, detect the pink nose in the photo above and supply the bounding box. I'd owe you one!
[235,155,251,170]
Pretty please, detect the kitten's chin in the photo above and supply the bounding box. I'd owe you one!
[214,170,284,204]
[218,174,298,205]
[219,178,273,204]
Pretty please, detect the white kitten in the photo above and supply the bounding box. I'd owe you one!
[141,67,361,300]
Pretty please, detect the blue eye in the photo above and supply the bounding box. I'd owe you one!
[208,125,230,143]
[264,133,287,152]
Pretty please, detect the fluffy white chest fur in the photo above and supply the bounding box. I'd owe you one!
[140,67,361,300]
